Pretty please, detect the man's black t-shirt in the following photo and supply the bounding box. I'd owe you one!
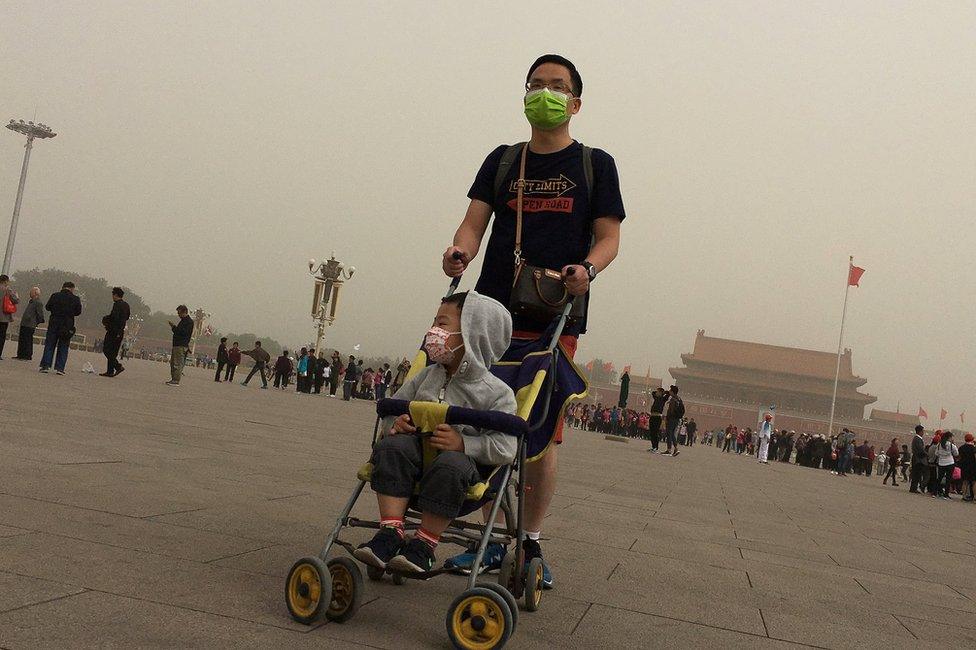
[467,141,625,335]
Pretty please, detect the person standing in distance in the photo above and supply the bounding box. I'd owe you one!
[441,54,625,587]
[166,305,193,386]
[214,337,229,382]
[15,286,43,360]
[100,287,130,377]
[0,274,19,359]
[39,281,82,374]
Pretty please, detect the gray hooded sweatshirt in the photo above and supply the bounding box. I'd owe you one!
[385,291,518,466]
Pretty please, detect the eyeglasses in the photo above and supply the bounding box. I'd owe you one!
[525,81,574,95]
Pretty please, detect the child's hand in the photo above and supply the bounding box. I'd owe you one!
[430,424,464,452]
[392,414,416,434]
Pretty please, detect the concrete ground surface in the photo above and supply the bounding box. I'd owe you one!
[2,350,975,649]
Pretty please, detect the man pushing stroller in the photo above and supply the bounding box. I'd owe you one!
[353,291,517,574]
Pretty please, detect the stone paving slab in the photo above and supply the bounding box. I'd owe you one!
[3,350,976,648]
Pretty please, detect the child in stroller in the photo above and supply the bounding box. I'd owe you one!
[353,290,518,574]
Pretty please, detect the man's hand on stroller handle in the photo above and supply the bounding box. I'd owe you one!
[442,247,468,278]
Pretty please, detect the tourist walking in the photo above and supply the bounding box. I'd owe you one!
[100,287,130,377]
[958,434,976,501]
[909,425,926,493]
[296,348,310,392]
[240,341,271,388]
[165,305,193,386]
[342,355,359,400]
[214,337,229,381]
[758,414,772,464]
[39,281,82,375]
[0,274,20,359]
[881,438,900,486]
[273,350,291,389]
[225,342,241,381]
[328,351,343,397]
[935,432,959,499]
[14,286,43,360]
[663,386,684,457]
[312,350,327,394]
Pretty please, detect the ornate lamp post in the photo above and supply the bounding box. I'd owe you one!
[3,119,56,275]
[307,252,354,356]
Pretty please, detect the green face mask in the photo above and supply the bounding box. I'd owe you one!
[523,88,571,130]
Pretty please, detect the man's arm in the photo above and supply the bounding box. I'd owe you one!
[443,199,492,277]
[563,216,622,296]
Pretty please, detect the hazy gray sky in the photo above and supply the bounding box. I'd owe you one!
[2,1,973,425]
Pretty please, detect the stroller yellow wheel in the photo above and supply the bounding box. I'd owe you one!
[524,557,544,612]
[446,587,513,650]
[326,557,364,622]
[285,556,331,624]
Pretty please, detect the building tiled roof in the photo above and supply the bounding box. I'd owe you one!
[680,330,863,383]
[669,366,877,404]
[869,409,921,426]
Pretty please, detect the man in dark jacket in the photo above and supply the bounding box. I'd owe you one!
[166,305,194,386]
[100,287,130,377]
[311,349,327,394]
[342,354,359,400]
[15,286,44,360]
[909,424,926,493]
[214,337,229,382]
[39,281,82,374]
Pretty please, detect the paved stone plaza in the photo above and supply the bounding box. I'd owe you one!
[2,350,975,648]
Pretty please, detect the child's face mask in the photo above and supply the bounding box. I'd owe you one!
[424,326,463,365]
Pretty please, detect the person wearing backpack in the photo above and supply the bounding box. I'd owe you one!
[440,54,625,586]
[0,274,20,359]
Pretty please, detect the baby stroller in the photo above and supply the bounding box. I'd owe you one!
[284,272,587,649]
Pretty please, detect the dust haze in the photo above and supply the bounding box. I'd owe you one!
[1,1,973,423]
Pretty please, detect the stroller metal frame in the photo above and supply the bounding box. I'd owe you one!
[285,276,576,649]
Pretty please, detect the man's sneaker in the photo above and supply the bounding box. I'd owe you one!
[388,538,435,574]
[647,448,657,454]
[55,370,65,376]
[114,366,125,376]
[165,381,180,386]
[39,367,49,373]
[443,541,507,575]
[352,527,404,569]
[522,538,553,590]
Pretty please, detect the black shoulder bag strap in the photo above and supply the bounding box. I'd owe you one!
[492,142,594,204]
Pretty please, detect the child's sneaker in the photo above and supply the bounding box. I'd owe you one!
[352,527,403,569]
[388,538,435,574]
[443,541,507,575]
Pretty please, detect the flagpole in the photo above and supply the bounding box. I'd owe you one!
[827,256,853,439]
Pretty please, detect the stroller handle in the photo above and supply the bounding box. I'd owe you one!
[376,398,528,438]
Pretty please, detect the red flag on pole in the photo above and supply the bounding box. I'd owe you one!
[848,265,866,287]
[918,406,928,419]
[940,408,948,421]
[584,360,594,372]
[602,361,614,373]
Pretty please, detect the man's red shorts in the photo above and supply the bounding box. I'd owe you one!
[512,331,579,445]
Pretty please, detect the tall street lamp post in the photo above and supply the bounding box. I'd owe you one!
[3,119,56,276]
[307,252,354,356]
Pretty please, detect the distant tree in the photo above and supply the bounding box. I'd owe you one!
[10,267,284,355]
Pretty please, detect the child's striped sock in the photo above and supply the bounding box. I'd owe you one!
[380,517,405,538]
[416,527,440,550]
